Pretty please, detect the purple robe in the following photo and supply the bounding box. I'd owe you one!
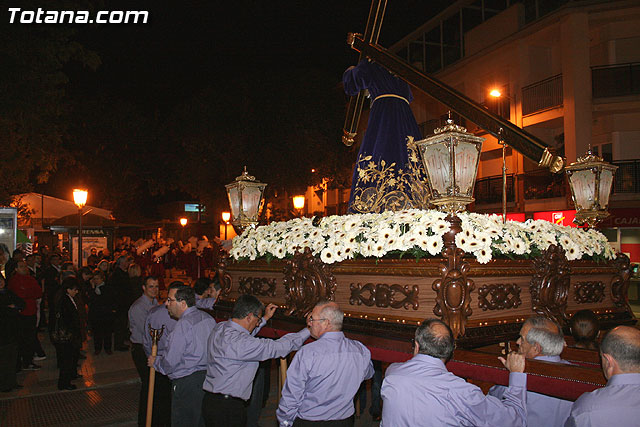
[343,59,427,213]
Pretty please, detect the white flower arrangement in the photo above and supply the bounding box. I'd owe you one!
[230,209,616,265]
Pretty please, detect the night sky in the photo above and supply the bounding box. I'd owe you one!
[71,1,447,104]
[7,1,450,220]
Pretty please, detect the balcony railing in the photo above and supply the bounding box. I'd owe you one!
[523,170,566,200]
[592,62,640,98]
[613,159,640,194]
[522,74,563,116]
[474,175,515,204]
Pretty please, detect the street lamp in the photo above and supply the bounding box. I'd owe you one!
[225,166,267,235]
[293,195,305,217]
[565,147,617,227]
[73,189,88,269]
[179,217,188,241]
[415,118,484,214]
[221,211,231,240]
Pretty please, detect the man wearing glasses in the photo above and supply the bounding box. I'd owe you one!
[148,283,215,426]
[202,294,310,427]
[277,301,374,426]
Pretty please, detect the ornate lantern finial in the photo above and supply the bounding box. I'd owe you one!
[415,118,484,213]
[225,166,267,235]
[565,146,617,227]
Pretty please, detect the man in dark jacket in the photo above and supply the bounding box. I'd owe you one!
[108,255,132,351]
[43,254,62,333]
[88,270,116,355]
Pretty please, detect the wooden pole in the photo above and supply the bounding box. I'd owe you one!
[146,325,164,427]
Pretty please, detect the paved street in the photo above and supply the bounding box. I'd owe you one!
[0,289,382,426]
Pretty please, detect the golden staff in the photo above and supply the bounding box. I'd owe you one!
[146,324,165,427]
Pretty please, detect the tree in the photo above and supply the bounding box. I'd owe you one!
[0,5,100,203]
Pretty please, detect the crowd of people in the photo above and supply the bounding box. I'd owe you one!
[2,240,640,426]
[0,239,217,393]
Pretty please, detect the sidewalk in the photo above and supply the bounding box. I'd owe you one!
[0,329,140,427]
[0,331,381,427]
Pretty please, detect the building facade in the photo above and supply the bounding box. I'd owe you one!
[387,0,640,261]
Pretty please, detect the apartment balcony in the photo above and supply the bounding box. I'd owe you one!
[474,174,515,205]
[522,74,563,116]
[522,169,566,200]
[592,62,640,99]
[613,159,640,197]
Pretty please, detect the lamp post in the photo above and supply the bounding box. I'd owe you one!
[221,211,231,240]
[73,189,88,269]
[565,147,617,227]
[179,217,188,241]
[489,89,515,224]
[292,195,305,217]
[225,166,267,235]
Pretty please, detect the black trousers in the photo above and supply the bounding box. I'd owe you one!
[151,372,172,426]
[92,318,113,352]
[293,416,355,427]
[113,310,129,348]
[17,315,36,367]
[0,343,18,391]
[131,343,149,427]
[171,370,206,427]
[246,359,267,427]
[202,391,247,427]
[56,342,79,387]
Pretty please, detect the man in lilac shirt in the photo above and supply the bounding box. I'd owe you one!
[143,280,217,358]
[202,294,310,427]
[128,276,159,426]
[381,318,527,426]
[277,301,373,426]
[565,325,640,426]
[490,316,572,427]
[147,284,215,427]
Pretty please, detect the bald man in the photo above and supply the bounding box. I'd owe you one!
[565,325,640,426]
[381,318,527,426]
[490,316,572,427]
[277,301,373,426]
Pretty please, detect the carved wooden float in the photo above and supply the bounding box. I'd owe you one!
[215,242,635,350]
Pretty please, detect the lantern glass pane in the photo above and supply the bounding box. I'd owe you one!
[455,141,480,195]
[227,187,241,218]
[422,143,450,195]
[242,186,262,220]
[599,168,614,207]
[569,169,595,209]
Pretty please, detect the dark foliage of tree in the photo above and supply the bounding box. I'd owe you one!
[0,2,100,203]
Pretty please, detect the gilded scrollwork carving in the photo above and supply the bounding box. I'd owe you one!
[238,276,276,297]
[611,254,631,311]
[349,283,419,310]
[477,284,521,311]
[432,215,474,339]
[216,248,233,297]
[574,281,605,304]
[530,245,571,325]
[282,248,337,317]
